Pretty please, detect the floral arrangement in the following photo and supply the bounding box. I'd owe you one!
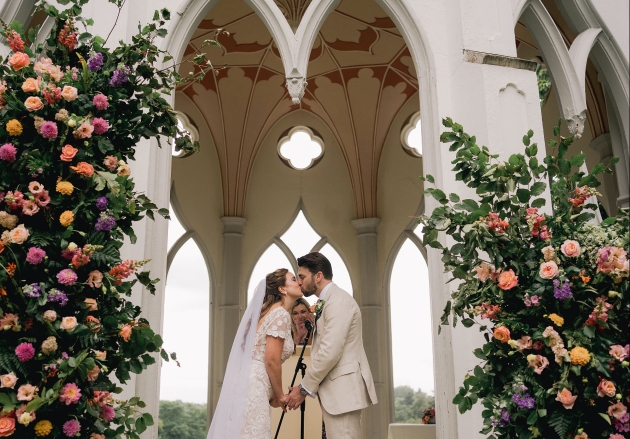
[0,0,217,437]
[421,407,436,425]
[421,118,629,439]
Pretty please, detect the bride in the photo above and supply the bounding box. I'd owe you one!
[207,268,303,438]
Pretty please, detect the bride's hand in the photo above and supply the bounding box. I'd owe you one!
[278,394,289,413]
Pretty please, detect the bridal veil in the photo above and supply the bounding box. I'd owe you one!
[206,279,266,438]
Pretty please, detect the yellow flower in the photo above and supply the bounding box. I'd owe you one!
[6,119,23,136]
[570,346,591,366]
[59,210,74,227]
[56,181,74,195]
[549,313,564,327]
[34,420,53,436]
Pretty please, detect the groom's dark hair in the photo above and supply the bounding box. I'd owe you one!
[297,252,333,280]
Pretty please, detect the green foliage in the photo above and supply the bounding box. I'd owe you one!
[393,386,435,424]
[158,400,208,439]
[421,118,629,438]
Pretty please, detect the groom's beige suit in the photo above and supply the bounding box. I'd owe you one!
[301,283,377,438]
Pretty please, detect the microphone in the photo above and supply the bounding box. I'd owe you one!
[304,320,313,332]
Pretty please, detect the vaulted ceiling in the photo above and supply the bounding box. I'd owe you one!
[177,0,419,218]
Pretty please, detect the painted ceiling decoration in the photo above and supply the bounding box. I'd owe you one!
[273,0,313,32]
[178,0,419,218]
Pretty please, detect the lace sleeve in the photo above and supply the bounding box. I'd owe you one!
[266,309,290,339]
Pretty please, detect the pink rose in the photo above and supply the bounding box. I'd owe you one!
[539,261,559,279]
[24,96,44,112]
[9,224,29,244]
[61,85,78,101]
[556,388,578,409]
[561,240,581,257]
[9,52,30,71]
[21,77,41,93]
[60,316,78,332]
[607,401,627,420]
[0,372,18,389]
[33,57,53,74]
[597,379,616,397]
[497,269,518,290]
[0,414,15,437]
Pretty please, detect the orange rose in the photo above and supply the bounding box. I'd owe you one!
[60,145,78,162]
[70,162,94,177]
[497,269,518,290]
[555,388,578,409]
[21,77,41,93]
[24,96,44,112]
[84,298,98,311]
[61,86,78,102]
[120,324,133,342]
[8,52,30,71]
[0,415,16,437]
[493,326,510,343]
[597,379,616,397]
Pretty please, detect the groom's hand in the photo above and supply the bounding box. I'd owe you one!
[286,386,306,410]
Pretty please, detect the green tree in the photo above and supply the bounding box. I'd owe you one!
[158,400,208,439]
[393,386,435,423]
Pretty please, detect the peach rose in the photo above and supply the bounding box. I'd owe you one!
[21,77,41,93]
[120,324,133,342]
[556,388,578,409]
[70,162,95,177]
[561,240,581,257]
[93,350,107,361]
[9,52,30,71]
[597,379,616,397]
[33,57,53,74]
[24,96,44,112]
[0,372,18,389]
[608,401,627,420]
[493,326,510,343]
[73,120,94,139]
[103,156,118,171]
[497,269,518,290]
[86,365,100,382]
[9,224,29,244]
[48,65,63,82]
[61,85,78,101]
[84,298,98,311]
[60,145,78,162]
[539,261,559,279]
[0,415,16,437]
[60,316,78,332]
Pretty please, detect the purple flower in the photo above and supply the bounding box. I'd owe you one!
[15,342,35,362]
[0,143,17,162]
[614,413,630,432]
[512,393,535,409]
[62,419,81,437]
[40,121,58,139]
[96,196,108,211]
[109,66,130,87]
[553,279,573,300]
[26,246,46,264]
[499,408,511,426]
[95,215,116,231]
[47,288,68,306]
[22,283,42,298]
[57,268,78,286]
[87,52,103,72]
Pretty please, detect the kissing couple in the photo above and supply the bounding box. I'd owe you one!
[207,252,377,439]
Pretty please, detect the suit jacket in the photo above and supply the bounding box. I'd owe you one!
[301,283,377,415]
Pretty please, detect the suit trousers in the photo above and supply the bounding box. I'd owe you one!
[321,406,362,439]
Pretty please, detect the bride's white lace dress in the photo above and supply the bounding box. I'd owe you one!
[241,306,294,439]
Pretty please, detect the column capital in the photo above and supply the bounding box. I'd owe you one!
[351,218,381,235]
[221,217,247,234]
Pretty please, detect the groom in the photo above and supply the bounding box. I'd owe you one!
[286,252,377,438]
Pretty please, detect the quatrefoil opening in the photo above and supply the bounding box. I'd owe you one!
[401,112,423,158]
[278,126,324,170]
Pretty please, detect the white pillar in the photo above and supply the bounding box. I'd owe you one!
[211,217,247,410]
[351,218,391,439]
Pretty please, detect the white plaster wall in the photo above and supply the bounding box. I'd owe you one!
[588,0,629,65]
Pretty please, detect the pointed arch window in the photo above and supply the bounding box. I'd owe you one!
[248,209,353,304]
[160,204,210,406]
[390,237,434,420]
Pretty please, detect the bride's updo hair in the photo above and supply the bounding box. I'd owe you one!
[260,268,289,320]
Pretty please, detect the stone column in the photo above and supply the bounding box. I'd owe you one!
[351,218,390,439]
[211,217,247,411]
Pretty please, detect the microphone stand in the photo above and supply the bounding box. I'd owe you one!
[274,320,313,439]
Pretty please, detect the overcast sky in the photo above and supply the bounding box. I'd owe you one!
[158,208,434,404]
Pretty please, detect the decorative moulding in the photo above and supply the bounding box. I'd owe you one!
[463,49,538,71]
[566,110,587,139]
[286,76,308,104]
[400,111,423,158]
